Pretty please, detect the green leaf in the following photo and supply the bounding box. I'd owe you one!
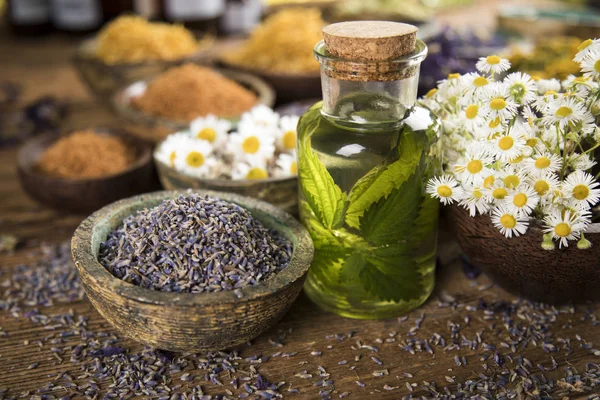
[346,131,423,228]
[359,173,421,246]
[359,245,423,302]
[338,252,366,283]
[410,194,439,249]
[298,119,347,229]
[309,247,349,287]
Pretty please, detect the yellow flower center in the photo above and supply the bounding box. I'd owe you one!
[594,60,600,73]
[492,188,508,199]
[465,105,479,119]
[534,180,550,195]
[282,131,296,150]
[169,151,176,166]
[437,185,453,198]
[535,156,551,169]
[578,39,593,52]
[574,76,588,83]
[473,76,489,87]
[554,222,572,237]
[185,151,205,168]
[246,167,268,180]
[531,75,541,81]
[489,117,501,128]
[486,55,501,65]
[483,175,495,188]
[504,175,520,188]
[242,136,260,154]
[425,88,438,98]
[490,98,507,111]
[500,214,516,229]
[513,193,528,208]
[573,184,590,200]
[498,136,514,151]
[473,189,483,199]
[290,161,297,174]
[555,106,572,118]
[197,128,217,143]
[526,138,538,147]
[448,73,461,79]
[510,155,524,164]
[467,160,483,174]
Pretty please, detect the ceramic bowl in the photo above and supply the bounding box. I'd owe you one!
[451,205,600,304]
[112,68,276,143]
[17,130,155,214]
[72,37,216,103]
[155,158,298,216]
[71,190,313,352]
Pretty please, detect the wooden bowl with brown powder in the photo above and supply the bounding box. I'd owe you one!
[17,129,155,214]
[112,64,275,143]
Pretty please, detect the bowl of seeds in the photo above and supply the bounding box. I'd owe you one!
[17,129,155,214]
[112,64,275,143]
[71,190,313,352]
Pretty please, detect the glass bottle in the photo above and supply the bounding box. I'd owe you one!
[297,22,441,319]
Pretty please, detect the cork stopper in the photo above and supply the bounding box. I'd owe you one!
[323,21,418,62]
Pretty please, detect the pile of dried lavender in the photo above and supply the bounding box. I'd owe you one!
[99,194,292,293]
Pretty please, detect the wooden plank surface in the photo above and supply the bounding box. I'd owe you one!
[1,1,600,399]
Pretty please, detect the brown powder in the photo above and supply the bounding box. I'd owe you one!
[38,130,134,179]
[132,64,258,121]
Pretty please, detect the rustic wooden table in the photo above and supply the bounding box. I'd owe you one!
[1,1,600,399]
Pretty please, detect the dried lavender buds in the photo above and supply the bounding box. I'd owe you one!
[98,194,292,293]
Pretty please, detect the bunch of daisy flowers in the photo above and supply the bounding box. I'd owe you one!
[421,40,600,249]
[155,105,298,181]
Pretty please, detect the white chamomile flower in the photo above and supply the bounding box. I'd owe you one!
[574,38,600,62]
[542,97,593,130]
[505,186,539,217]
[568,153,597,171]
[461,72,493,101]
[580,48,600,80]
[543,208,587,248]
[426,176,464,205]
[527,172,560,198]
[523,152,563,176]
[154,132,190,167]
[275,152,297,178]
[453,148,494,186]
[536,78,561,95]
[231,157,270,180]
[563,170,600,210]
[504,72,537,105]
[276,115,299,153]
[533,89,560,112]
[562,75,597,97]
[239,105,280,133]
[460,102,487,131]
[483,180,510,204]
[498,165,526,189]
[491,205,529,238]
[490,128,526,162]
[174,140,215,178]
[475,55,511,75]
[189,114,231,149]
[481,84,518,121]
[228,130,276,162]
[459,185,491,217]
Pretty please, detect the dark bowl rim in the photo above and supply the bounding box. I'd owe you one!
[111,68,276,128]
[73,36,217,69]
[17,129,153,184]
[71,189,314,307]
[153,150,298,186]
[219,59,322,80]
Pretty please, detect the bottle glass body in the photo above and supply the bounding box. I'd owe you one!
[297,40,440,319]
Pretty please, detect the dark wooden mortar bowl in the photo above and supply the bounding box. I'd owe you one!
[155,158,298,216]
[17,130,154,214]
[451,205,600,304]
[71,190,313,352]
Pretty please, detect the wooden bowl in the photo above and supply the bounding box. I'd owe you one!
[220,60,322,104]
[451,205,600,304]
[17,130,155,214]
[155,158,298,216]
[71,190,313,352]
[112,68,276,143]
[72,37,216,104]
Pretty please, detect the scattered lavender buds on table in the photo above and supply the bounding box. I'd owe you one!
[99,194,292,293]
